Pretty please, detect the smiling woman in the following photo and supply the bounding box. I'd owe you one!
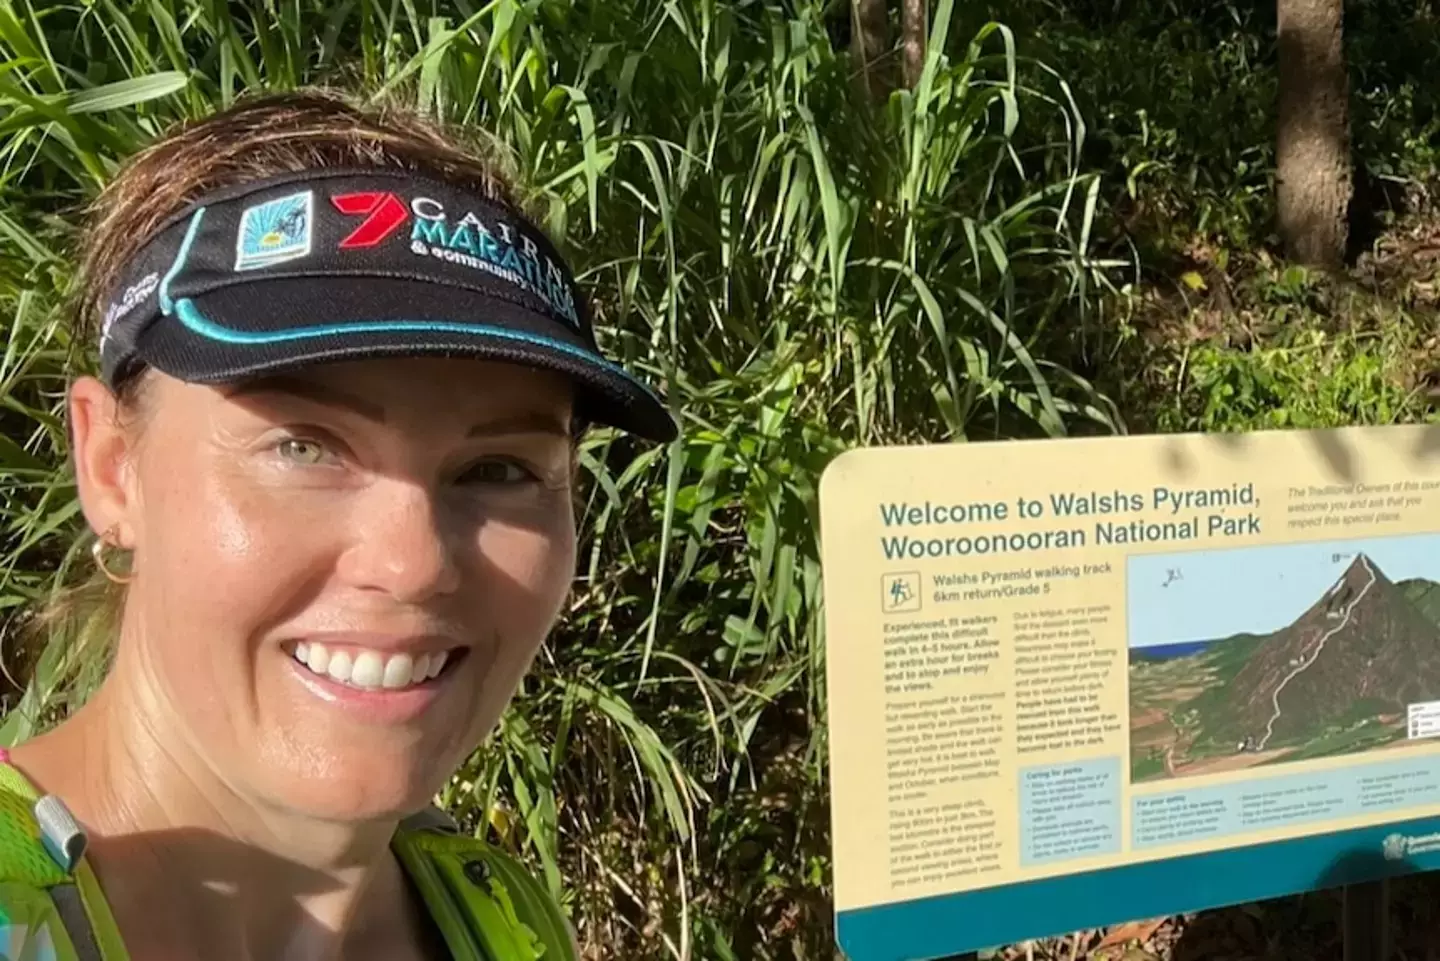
[0,89,674,961]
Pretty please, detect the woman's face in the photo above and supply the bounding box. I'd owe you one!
[74,357,577,822]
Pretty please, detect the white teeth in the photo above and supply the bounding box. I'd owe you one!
[350,651,384,689]
[382,654,414,690]
[291,643,452,692]
[326,650,353,683]
[307,642,331,675]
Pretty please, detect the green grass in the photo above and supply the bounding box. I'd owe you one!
[0,1,1123,956]
[7,1,1437,956]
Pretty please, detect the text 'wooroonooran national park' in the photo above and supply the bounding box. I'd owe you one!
[878,483,1261,560]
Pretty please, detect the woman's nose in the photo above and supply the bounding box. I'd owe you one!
[339,482,462,603]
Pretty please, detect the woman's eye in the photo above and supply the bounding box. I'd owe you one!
[276,438,332,466]
[460,459,535,485]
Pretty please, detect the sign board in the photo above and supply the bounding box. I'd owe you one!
[819,425,1440,961]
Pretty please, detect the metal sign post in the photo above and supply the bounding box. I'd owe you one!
[1343,880,1391,961]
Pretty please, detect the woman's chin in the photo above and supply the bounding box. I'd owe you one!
[252,720,466,825]
[267,757,452,825]
[262,649,481,806]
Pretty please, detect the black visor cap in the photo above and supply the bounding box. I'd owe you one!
[99,168,677,444]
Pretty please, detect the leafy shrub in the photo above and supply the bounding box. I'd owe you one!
[0,1,1120,957]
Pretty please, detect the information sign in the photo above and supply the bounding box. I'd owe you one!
[820,425,1440,961]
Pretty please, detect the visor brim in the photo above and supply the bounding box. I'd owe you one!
[130,277,678,444]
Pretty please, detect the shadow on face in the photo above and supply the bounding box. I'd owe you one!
[105,357,581,821]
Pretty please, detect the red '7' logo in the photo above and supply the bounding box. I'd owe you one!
[330,192,410,248]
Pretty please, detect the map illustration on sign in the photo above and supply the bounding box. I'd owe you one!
[1128,533,1440,783]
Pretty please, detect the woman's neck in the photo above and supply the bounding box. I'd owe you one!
[9,675,433,961]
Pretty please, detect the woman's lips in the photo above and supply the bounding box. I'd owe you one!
[282,645,467,724]
[290,641,455,691]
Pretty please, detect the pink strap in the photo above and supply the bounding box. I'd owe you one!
[0,747,12,763]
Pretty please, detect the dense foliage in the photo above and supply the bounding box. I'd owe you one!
[1,1,1438,959]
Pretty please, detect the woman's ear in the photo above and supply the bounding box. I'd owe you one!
[69,375,140,548]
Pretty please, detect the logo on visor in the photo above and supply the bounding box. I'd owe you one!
[235,191,314,271]
[407,197,581,328]
[331,192,410,248]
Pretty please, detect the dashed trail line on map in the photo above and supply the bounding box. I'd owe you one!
[1256,556,1377,751]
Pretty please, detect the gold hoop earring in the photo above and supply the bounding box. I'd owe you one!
[91,531,134,585]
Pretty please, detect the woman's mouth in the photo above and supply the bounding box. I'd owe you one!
[289,641,460,692]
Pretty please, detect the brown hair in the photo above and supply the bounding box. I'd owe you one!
[24,88,534,712]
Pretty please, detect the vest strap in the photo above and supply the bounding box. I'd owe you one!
[49,883,104,961]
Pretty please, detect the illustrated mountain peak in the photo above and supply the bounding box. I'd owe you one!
[1312,553,1387,616]
[1339,552,1377,584]
[1216,550,1439,750]
[1131,549,1440,785]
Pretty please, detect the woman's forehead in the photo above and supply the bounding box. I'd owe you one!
[158,357,576,428]
[267,355,573,390]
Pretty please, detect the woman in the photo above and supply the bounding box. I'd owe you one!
[0,89,675,960]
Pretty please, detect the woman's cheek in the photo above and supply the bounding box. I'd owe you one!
[489,521,575,631]
[200,479,326,566]
[206,487,259,561]
[150,475,340,636]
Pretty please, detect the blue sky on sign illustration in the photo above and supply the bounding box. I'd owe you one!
[1127,532,1440,648]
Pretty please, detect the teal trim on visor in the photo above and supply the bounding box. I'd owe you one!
[835,814,1440,961]
[170,298,662,402]
[150,203,665,409]
[160,207,207,314]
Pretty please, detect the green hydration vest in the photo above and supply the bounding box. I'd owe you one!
[0,757,576,961]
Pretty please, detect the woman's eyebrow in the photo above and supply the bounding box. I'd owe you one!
[223,377,570,437]
[223,377,387,423]
[467,412,571,438]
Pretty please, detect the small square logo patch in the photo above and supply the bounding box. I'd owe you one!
[881,571,922,613]
[235,190,313,271]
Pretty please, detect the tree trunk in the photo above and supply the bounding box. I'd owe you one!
[1276,0,1352,269]
[901,0,927,89]
[851,0,892,103]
